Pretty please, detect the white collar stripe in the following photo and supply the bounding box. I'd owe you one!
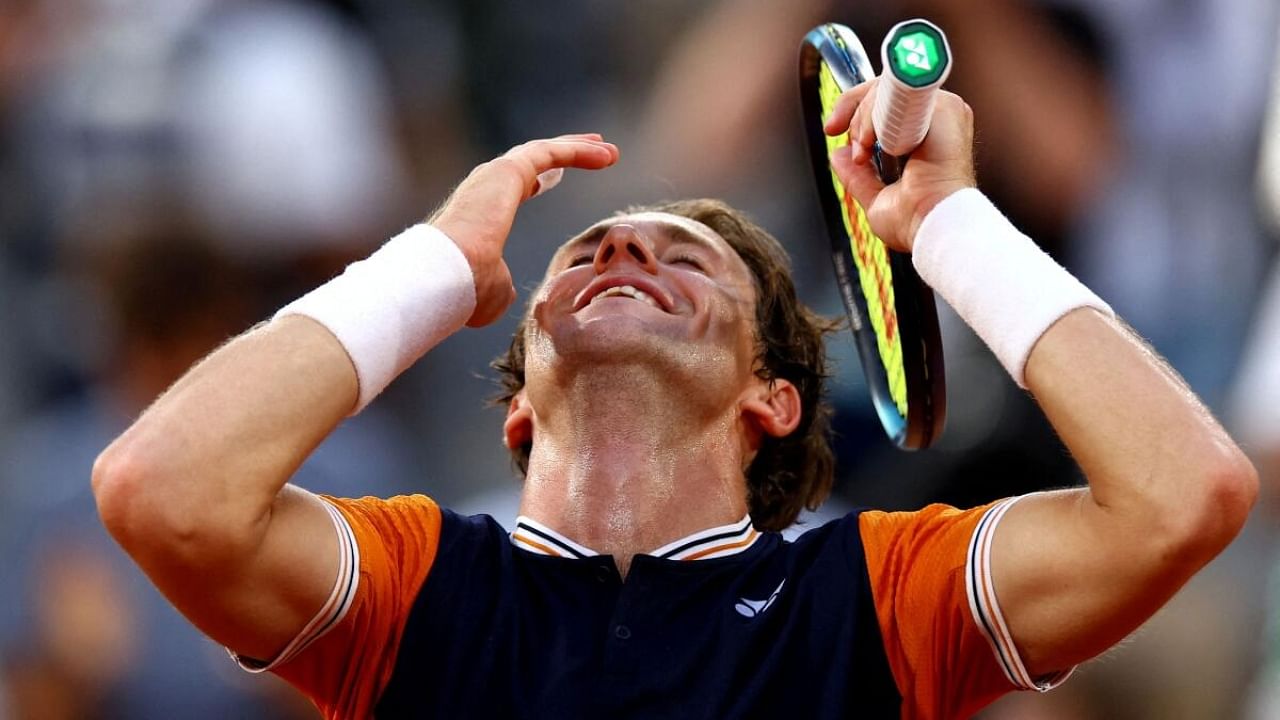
[667,527,760,561]
[511,530,568,558]
[513,516,598,558]
[655,515,755,559]
[651,515,752,559]
[511,514,758,561]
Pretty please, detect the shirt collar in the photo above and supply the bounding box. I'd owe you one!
[511,514,759,561]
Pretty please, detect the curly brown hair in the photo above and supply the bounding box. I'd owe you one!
[492,199,841,531]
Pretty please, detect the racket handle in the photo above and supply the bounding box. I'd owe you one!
[872,19,952,159]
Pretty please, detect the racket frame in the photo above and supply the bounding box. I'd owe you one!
[799,22,946,450]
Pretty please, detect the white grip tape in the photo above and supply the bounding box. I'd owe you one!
[873,19,953,158]
[872,81,939,157]
[275,224,477,413]
[912,189,1114,387]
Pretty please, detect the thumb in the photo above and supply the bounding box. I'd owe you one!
[832,145,913,252]
[830,145,884,218]
[863,184,914,253]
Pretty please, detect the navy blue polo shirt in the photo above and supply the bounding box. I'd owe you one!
[240,494,1064,718]
[377,509,898,718]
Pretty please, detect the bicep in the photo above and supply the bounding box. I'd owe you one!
[990,488,1192,677]
[145,484,341,664]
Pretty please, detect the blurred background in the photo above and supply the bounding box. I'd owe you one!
[0,0,1277,717]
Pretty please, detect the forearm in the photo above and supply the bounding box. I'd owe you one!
[95,218,480,538]
[916,189,1256,543]
[1026,309,1256,548]
[94,316,357,552]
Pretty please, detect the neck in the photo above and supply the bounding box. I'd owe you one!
[518,365,750,576]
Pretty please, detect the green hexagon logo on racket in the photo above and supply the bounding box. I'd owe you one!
[888,24,948,88]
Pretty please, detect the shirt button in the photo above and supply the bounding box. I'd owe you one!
[595,567,612,584]
[614,625,632,640]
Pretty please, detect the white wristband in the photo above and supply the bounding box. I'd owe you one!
[275,224,477,413]
[912,188,1113,388]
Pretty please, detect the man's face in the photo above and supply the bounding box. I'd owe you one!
[523,211,761,390]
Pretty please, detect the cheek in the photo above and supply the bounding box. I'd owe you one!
[700,294,760,374]
[523,306,558,376]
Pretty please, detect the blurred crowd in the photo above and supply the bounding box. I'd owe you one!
[0,0,1276,718]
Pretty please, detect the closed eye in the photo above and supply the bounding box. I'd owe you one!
[566,254,594,268]
[668,254,706,272]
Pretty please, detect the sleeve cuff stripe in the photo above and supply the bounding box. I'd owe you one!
[966,498,1024,688]
[966,496,1075,693]
[281,500,361,664]
[232,498,361,673]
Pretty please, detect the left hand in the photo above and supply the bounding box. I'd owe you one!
[431,134,620,327]
[823,79,976,252]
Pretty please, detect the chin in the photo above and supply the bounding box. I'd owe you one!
[532,317,728,381]
[565,321,687,364]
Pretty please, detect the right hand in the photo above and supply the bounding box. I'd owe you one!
[823,80,975,253]
[431,134,620,327]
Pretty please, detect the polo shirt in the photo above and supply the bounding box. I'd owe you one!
[235,494,1070,718]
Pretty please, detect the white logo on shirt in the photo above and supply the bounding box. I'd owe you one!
[734,580,786,618]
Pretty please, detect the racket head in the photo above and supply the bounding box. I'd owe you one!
[798,23,946,450]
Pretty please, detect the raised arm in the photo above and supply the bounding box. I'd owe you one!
[91,135,619,662]
[827,83,1257,678]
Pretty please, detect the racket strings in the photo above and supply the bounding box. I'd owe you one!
[818,61,909,418]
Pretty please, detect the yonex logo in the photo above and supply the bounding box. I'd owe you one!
[884,21,950,88]
[893,33,938,75]
[734,580,786,618]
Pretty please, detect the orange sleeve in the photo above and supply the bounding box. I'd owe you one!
[273,494,442,719]
[859,499,1035,719]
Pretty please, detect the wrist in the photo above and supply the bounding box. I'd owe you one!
[275,224,477,413]
[907,180,974,253]
[912,188,1113,387]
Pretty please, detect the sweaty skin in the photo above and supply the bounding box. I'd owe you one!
[508,213,799,574]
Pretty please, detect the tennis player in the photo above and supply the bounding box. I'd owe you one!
[93,83,1256,718]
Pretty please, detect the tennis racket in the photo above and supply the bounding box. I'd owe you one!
[798,20,951,450]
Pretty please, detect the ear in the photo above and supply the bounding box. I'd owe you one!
[502,390,534,451]
[740,378,802,440]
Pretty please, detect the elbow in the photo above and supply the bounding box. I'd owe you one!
[92,438,249,565]
[1208,448,1259,540]
[1173,446,1259,561]
[92,440,148,546]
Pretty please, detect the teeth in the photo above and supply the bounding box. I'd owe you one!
[589,284,660,309]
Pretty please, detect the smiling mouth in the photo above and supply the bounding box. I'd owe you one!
[585,284,663,310]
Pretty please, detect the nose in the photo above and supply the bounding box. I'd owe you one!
[593,224,658,274]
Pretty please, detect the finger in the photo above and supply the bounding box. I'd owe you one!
[511,138,620,172]
[851,79,878,150]
[830,145,884,212]
[823,82,873,136]
[490,139,618,202]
